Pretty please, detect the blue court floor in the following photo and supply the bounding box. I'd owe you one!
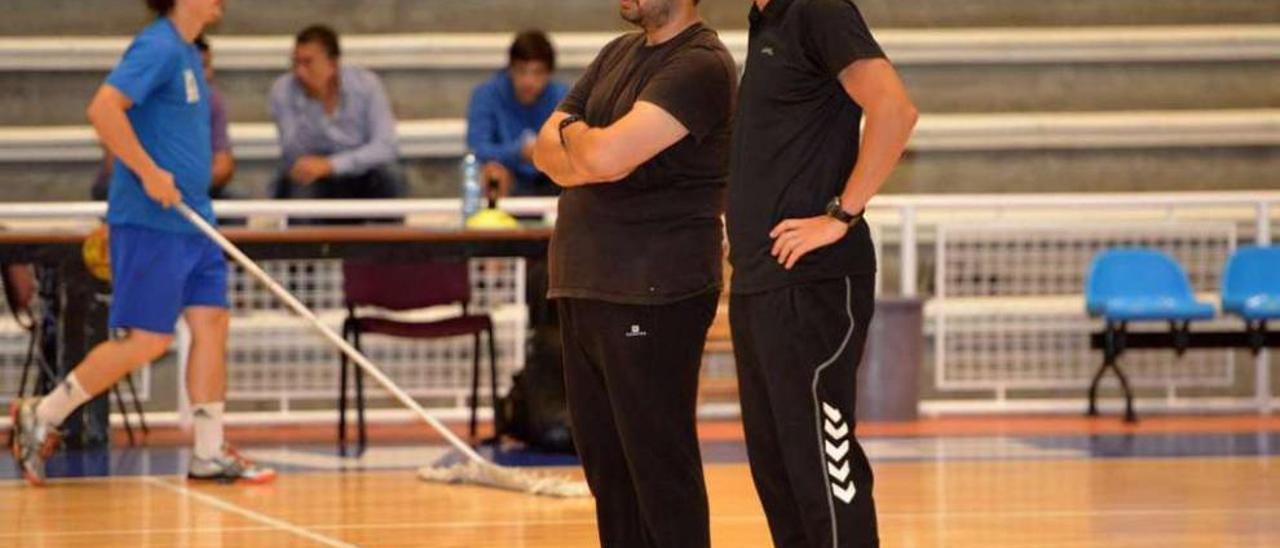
[5,430,1279,481]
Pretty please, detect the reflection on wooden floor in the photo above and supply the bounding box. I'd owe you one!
[3,457,1278,547]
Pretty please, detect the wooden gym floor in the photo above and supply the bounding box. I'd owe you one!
[3,415,1280,547]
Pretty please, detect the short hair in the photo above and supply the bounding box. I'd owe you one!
[509,30,556,71]
[194,34,210,53]
[145,0,175,15]
[295,25,341,59]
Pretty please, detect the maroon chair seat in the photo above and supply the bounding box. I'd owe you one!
[354,315,494,339]
[338,260,498,456]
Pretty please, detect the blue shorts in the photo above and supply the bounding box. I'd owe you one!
[108,224,229,335]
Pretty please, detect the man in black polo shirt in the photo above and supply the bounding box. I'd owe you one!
[531,0,735,546]
[727,1,917,546]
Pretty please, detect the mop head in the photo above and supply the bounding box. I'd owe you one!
[418,460,591,498]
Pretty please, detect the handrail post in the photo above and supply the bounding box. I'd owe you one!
[1257,201,1273,414]
[901,205,918,298]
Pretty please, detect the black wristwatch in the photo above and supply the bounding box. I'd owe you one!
[825,197,864,226]
[558,114,583,146]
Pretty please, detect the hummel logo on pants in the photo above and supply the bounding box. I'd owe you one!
[731,276,880,547]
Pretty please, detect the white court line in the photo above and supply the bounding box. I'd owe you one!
[141,476,357,548]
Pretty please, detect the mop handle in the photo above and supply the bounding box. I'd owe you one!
[175,204,487,464]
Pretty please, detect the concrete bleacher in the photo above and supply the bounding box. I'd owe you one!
[3,110,1277,201]
[2,0,1277,35]
[0,1,1276,201]
[3,26,1278,124]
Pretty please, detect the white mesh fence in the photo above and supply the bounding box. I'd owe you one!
[937,222,1237,298]
[0,258,528,412]
[932,312,1235,389]
[0,319,34,401]
[224,258,527,410]
[2,202,1271,416]
[931,222,1238,393]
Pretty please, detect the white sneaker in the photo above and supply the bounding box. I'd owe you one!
[187,445,277,485]
[9,397,60,487]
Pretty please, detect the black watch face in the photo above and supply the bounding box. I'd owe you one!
[826,200,849,222]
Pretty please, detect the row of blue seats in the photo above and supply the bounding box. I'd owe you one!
[1086,246,1280,326]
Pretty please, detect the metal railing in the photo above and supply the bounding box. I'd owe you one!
[0,190,1276,418]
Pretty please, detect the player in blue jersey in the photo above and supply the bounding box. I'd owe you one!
[10,0,275,486]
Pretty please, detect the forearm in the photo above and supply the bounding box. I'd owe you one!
[88,102,159,179]
[533,142,588,187]
[532,116,592,187]
[211,152,235,188]
[839,102,917,212]
[561,124,634,181]
[330,139,397,176]
[471,133,526,168]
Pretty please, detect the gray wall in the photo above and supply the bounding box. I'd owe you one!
[0,0,1276,35]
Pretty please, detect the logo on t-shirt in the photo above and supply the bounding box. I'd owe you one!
[183,69,200,104]
[625,324,648,338]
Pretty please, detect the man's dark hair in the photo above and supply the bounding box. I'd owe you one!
[145,0,175,15]
[194,34,210,53]
[296,25,341,58]
[509,30,556,71]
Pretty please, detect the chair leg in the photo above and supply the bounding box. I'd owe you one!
[1086,359,1108,417]
[353,329,367,457]
[17,354,30,399]
[470,333,481,442]
[113,384,135,447]
[1112,362,1139,424]
[123,372,149,437]
[1088,321,1139,421]
[487,327,499,443]
[338,326,351,455]
[354,367,367,455]
[12,329,38,448]
[16,330,35,399]
[1088,323,1118,417]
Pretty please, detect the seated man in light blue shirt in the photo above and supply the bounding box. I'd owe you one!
[270,24,404,204]
[466,30,568,197]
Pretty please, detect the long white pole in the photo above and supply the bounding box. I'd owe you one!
[175,204,487,463]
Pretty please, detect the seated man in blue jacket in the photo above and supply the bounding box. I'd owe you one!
[466,30,568,197]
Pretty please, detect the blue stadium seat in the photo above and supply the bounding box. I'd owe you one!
[1086,249,1215,323]
[1083,248,1215,423]
[1222,246,1280,322]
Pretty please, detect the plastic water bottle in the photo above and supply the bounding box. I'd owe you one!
[460,153,482,226]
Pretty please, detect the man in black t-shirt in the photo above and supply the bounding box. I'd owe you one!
[727,1,917,547]
[531,0,735,546]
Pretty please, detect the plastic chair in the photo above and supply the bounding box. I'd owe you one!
[338,261,497,455]
[1084,249,1215,422]
[1222,245,1280,353]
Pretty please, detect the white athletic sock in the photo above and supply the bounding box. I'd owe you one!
[35,373,91,427]
[192,402,226,461]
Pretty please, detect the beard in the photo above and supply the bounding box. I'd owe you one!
[620,0,673,30]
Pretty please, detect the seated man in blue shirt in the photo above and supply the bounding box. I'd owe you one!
[270,25,404,203]
[466,30,568,197]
